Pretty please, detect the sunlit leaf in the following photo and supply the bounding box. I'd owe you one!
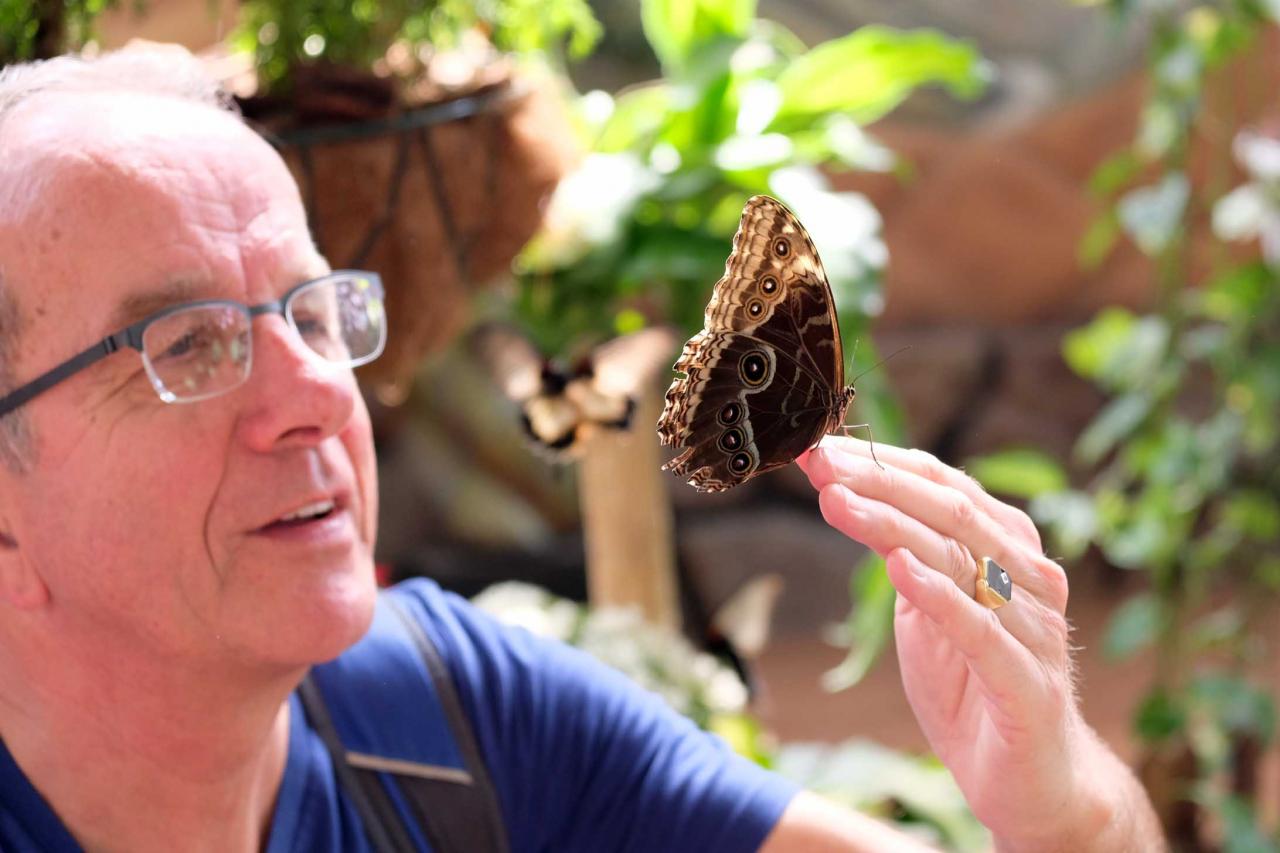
[1062,307,1171,390]
[641,0,755,74]
[714,133,794,171]
[595,84,672,153]
[769,26,988,130]
[964,449,1068,499]
[1029,490,1098,559]
[823,554,894,692]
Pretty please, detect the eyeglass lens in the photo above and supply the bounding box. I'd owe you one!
[139,274,385,403]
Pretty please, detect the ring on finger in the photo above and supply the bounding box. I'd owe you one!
[975,556,1013,610]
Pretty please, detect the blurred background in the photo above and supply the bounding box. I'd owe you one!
[5,1,1279,848]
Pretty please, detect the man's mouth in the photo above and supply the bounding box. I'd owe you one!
[260,497,342,532]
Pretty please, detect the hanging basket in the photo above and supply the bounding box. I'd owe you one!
[240,58,580,405]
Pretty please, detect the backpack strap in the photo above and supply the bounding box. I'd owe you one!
[297,676,419,853]
[384,597,510,853]
[299,590,511,853]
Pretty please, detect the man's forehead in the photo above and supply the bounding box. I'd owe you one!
[4,91,294,208]
[0,91,322,343]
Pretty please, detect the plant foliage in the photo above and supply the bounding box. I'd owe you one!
[975,2,1280,845]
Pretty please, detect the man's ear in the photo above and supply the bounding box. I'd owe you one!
[0,518,47,610]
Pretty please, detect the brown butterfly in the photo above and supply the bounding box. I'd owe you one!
[657,195,856,492]
[474,323,678,459]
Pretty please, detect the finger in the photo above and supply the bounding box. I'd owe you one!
[806,436,1043,552]
[885,547,1051,710]
[807,449,1067,613]
[817,484,1058,654]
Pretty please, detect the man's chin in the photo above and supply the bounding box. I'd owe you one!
[234,566,380,670]
[298,570,380,664]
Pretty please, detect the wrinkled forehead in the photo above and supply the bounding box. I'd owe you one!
[0,91,321,346]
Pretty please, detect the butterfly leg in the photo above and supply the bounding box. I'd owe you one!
[838,423,885,470]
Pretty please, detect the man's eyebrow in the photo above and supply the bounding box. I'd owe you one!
[108,278,216,332]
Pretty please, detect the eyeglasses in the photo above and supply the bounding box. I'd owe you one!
[0,271,386,418]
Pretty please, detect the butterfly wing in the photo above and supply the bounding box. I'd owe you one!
[701,195,844,390]
[589,326,680,399]
[471,322,545,403]
[658,331,835,492]
[658,196,846,492]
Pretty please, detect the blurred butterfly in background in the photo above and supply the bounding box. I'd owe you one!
[474,323,679,459]
[658,195,859,492]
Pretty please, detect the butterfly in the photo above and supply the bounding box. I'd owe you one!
[474,323,678,459]
[657,195,856,492]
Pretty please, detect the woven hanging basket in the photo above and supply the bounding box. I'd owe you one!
[240,56,580,405]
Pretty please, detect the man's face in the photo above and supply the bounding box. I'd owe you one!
[0,92,379,671]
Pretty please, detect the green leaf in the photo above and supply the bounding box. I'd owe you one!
[1062,307,1139,386]
[595,84,672,153]
[708,712,774,767]
[1189,674,1277,741]
[1135,687,1187,742]
[1029,490,1098,560]
[769,26,989,130]
[640,0,755,75]
[1089,149,1142,195]
[823,554,895,692]
[1076,392,1153,465]
[1188,607,1245,654]
[1214,795,1275,853]
[1199,263,1274,325]
[1079,211,1121,270]
[1104,593,1163,660]
[1101,487,1189,570]
[1117,173,1189,255]
[773,739,990,851]
[1222,490,1280,542]
[964,449,1068,499]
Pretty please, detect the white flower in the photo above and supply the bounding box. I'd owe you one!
[473,583,750,720]
[524,153,659,268]
[1213,127,1280,267]
[472,581,578,641]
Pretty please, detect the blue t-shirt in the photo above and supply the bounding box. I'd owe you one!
[0,579,798,851]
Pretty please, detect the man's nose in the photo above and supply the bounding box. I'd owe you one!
[234,315,357,452]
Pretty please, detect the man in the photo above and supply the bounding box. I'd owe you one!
[0,48,1163,851]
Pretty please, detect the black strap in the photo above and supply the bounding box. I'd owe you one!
[386,598,511,853]
[297,677,417,853]
[299,599,511,853]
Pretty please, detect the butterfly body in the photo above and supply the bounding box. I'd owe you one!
[518,362,635,451]
[658,195,854,492]
[475,324,675,459]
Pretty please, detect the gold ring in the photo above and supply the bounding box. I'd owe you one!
[975,556,1012,610]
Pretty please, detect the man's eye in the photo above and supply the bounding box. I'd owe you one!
[294,314,334,339]
[157,327,216,361]
[162,332,199,359]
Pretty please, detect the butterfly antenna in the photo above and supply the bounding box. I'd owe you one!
[850,345,911,386]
